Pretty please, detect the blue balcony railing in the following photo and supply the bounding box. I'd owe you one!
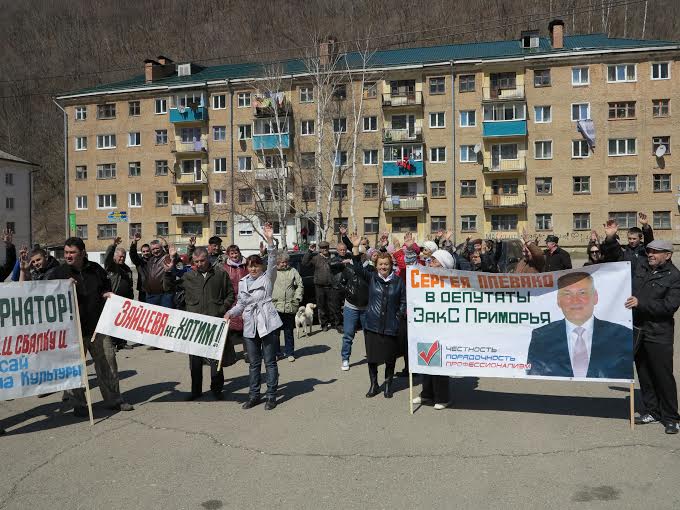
[482,120,527,138]
[252,133,290,151]
[382,160,424,178]
[169,106,208,123]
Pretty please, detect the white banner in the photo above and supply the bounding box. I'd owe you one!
[94,295,228,360]
[0,280,83,401]
[407,262,634,383]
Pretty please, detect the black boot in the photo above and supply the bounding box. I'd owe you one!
[384,363,395,398]
[365,363,380,398]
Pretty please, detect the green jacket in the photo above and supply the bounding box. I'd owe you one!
[271,267,304,314]
[164,267,235,318]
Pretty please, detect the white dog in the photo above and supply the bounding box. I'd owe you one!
[295,303,316,339]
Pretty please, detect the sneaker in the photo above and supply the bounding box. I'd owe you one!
[341,360,350,371]
[288,355,295,362]
[433,403,447,410]
[635,413,660,425]
[412,396,431,405]
[665,422,680,434]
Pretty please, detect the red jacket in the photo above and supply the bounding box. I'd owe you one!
[224,258,248,332]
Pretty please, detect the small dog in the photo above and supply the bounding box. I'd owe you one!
[295,303,316,339]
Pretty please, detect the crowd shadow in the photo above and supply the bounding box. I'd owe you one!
[277,377,337,404]
[294,344,330,358]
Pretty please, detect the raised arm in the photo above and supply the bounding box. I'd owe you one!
[263,223,278,283]
[639,213,654,246]
[129,233,143,266]
[104,237,121,272]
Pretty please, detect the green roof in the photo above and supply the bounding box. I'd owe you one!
[58,34,679,99]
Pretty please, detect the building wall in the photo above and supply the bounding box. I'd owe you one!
[0,160,32,256]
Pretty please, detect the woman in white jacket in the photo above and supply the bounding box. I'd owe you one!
[225,224,283,410]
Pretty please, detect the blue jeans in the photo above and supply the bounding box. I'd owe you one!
[341,306,366,362]
[244,332,278,399]
[145,292,174,308]
[277,312,295,357]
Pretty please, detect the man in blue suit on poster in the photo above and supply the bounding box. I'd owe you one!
[526,271,633,379]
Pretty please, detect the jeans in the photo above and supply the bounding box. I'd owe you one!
[145,292,174,308]
[277,312,296,357]
[341,306,366,361]
[244,332,279,399]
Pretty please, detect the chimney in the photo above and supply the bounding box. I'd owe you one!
[144,57,176,83]
[319,37,337,66]
[144,59,160,83]
[157,55,173,65]
[549,19,565,49]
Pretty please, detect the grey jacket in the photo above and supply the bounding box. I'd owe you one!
[272,267,304,314]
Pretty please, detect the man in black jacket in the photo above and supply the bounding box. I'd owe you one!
[47,237,134,417]
[621,237,680,434]
[104,237,134,350]
[543,235,572,272]
[302,241,336,331]
[0,228,17,282]
[601,212,654,274]
[129,233,151,302]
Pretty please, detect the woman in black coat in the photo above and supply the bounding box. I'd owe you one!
[350,235,406,398]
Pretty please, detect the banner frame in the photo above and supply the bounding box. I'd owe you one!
[71,282,94,426]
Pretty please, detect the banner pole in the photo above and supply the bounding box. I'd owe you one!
[72,282,94,426]
[216,321,230,372]
[630,381,635,430]
[409,371,414,415]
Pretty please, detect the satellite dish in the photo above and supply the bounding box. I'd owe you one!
[656,145,667,158]
[473,143,482,154]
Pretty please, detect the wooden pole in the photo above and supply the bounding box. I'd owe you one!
[216,320,230,372]
[409,371,414,415]
[71,282,94,426]
[630,381,635,430]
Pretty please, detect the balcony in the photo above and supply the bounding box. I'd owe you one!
[382,91,423,108]
[483,191,527,208]
[482,85,525,101]
[171,203,209,216]
[173,139,208,154]
[173,170,207,185]
[383,194,426,212]
[382,160,424,179]
[482,156,527,173]
[252,133,291,151]
[482,120,527,138]
[169,106,208,123]
[383,127,422,143]
[253,95,291,118]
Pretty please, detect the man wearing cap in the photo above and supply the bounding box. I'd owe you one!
[601,213,654,274]
[303,240,335,331]
[543,235,572,272]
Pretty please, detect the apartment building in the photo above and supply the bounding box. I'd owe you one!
[57,21,680,256]
[0,150,36,259]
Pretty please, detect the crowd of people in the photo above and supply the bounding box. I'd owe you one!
[1,213,679,435]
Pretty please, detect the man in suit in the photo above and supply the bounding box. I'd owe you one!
[526,271,633,379]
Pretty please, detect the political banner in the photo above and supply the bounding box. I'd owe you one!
[94,295,228,360]
[0,280,84,401]
[407,262,634,383]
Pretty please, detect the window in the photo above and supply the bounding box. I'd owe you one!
[363,149,378,165]
[128,162,141,177]
[302,186,316,201]
[458,110,476,127]
[97,194,117,209]
[213,158,227,173]
[391,182,416,197]
[128,132,141,146]
[333,183,348,200]
[483,102,526,121]
[572,67,590,86]
[213,190,228,204]
[213,126,226,141]
[651,62,670,80]
[653,174,671,192]
[573,176,590,194]
[4,197,14,210]
[180,127,201,143]
[653,136,671,155]
[459,74,475,92]
[333,151,347,167]
[572,140,590,158]
[156,222,169,236]
[431,181,446,198]
[608,64,636,82]
[460,180,476,197]
[238,157,252,171]
[534,140,552,159]
[608,138,637,156]
[461,215,477,232]
[97,103,116,119]
[363,116,377,132]
[155,129,168,145]
[300,152,316,169]
[5,222,14,233]
[429,76,445,94]
[238,188,252,203]
[363,183,379,199]
[238,124,252,140]
[129,192,142,207]
[425,216,445,233]
[653,211,672,229]
[155,98,167,114]
[534,69,551,87]
[212,94,226,109]
[155,160,169,176]
[653,99,670,118]
[536,213,552,231]
[75,136,87,151]
[76,225,88,239]
[363,217,379,234]
[431,147,446,163]
[571,103,590,121]
[75,106,87,120]
[333,117,347,133]
[391,216,418,233]
[301,119,315,135]
[299,86,314,102]
[128,101,140,116]
[96,163,116,179]
[608,101,636,119]
[4,173,11,186]
[491,215,518,231]
[573,213,590,230]
[75,166,87,180]
[238,222,253,236]
[237,92,251,107]
[263,154,287,169]
[214,221,228,236]
[97,224,117,239]
[459,145,475,163]
[609,175,637,193]
[155,191,168,206]
[535,177,552,195]
[363,82,377,98]
[129,223,142,238]
[609,212,637,228]
[96,134,116,149]
[534,105,551,123]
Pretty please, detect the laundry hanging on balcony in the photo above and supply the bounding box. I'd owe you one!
[254,92,285,109]
[396,154,415,172]
[577,119,596,150]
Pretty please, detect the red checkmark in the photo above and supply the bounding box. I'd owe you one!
[419,341,439,365]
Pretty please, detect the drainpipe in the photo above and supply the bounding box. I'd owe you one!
[52,99,69,238]
[449,61,457,246]
[227,79,235,244]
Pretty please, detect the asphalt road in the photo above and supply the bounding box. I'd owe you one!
[1,325,679,510]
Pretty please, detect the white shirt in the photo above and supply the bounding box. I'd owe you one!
[565,316,594,375]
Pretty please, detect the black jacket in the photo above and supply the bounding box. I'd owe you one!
[1,243,17,281]
[353,255,406,336]
[29,255,60,281]
[47,260,112,337]
[471,253,499,273]
[631,259,680,344]
[104,244,134,299]
[543,247,572,272]
[302,251,333,286]
[339,262,369,308]
[601,225,654,273]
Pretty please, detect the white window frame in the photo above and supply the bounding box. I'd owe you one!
[608,175,638,194]
[154,98,167,114]
[430,147,447,163]
[75,136,87,151]
[363,149,378,166]
[534,140,553,160]
[213,126,227,141]
[333,117,347,134]
[535,213,553,231]
[127,132,141,147]
[212,94,226,109]
[96,134,116,149]
[155,129,168,145]
[301,120,315,136]
[238,156,252,172]
[608,138,637,157]
[607,64,637,83]
[651,62,670,80]
[97,194,117,209]
[571,103,590,121]
[461,215,477,232]
[459,145,476,163]
[534,105,551,123]
[75,196,88,210]
[237,92,251,108]
[653,211,672,229]
[75,106,87,121]
[299,87,314,103]
[571,67,590,86]
[238,124,252,140]
[213,157,227,173]
[128,192,142,208]
[428,112,446,128]
[213,190,228,204]
[572,140,590,159]
[573,213,591,230]
[362,116,377,132]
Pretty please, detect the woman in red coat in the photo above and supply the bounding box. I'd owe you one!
[224,245,249,363]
